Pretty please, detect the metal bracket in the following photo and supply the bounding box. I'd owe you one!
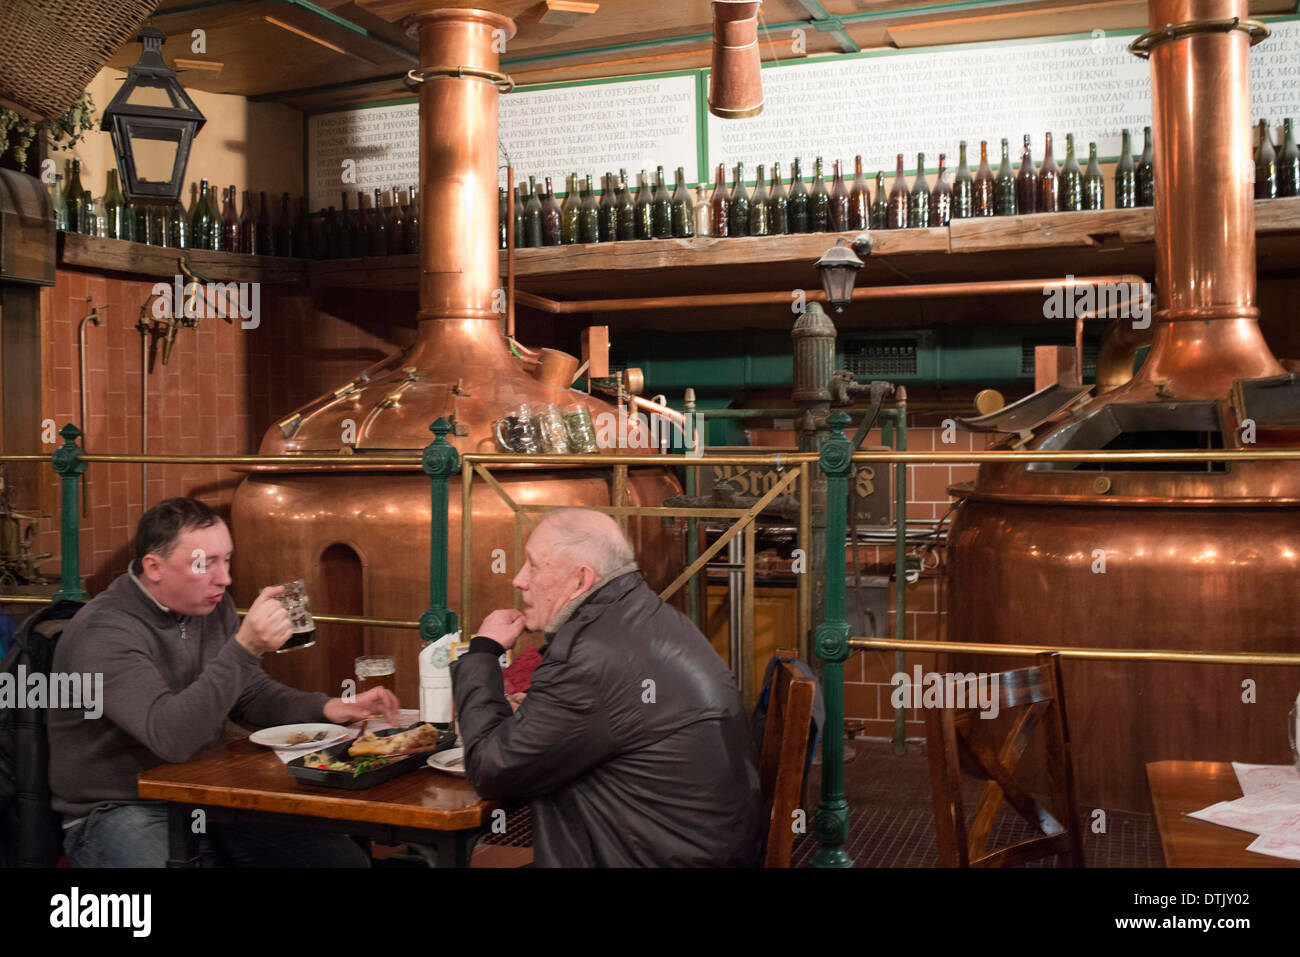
[404,65,515,93]
[1128,16,1269,58]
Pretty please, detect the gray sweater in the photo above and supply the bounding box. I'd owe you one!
[48,572,329,818]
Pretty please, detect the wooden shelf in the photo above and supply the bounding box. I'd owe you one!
[58,232,310,285]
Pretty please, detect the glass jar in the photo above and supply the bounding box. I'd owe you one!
[563,403,599,453]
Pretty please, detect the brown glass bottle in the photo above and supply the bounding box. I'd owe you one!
[1015,134,1038,214]
[255,191,272,255]
[1279,118,1299,198]
[973,141,995,217]
[238,189,256,253]
[809,157,830,232]
[710,163,730,238]
[930,154,952,227]
[748,164,769,237]
[788,158,810,233]
[1038,132,1061,213]
[829,159,850,232]
[540,176,562,246]
[370,187,388,254]
[848,155,869,230]
[388,185,406,254]
[887,154,909,229]
[870,171,888,228]
[220,185,239,252]
[728,163,750,237]
[994,140,1016,216]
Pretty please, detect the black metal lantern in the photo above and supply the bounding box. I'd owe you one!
[101,26,205,204]
[814,236,865,312]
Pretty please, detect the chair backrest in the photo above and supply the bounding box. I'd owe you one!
[923,651,1085,868]
[758,648,816,868]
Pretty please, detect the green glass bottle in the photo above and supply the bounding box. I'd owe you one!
[598,173,617,242]
[728,163,750,237]
[1082,141,1105,210]
[540,176,562,246]
[168,200,188,248]
[102,169,127,239]
[633,170,653,240]
[1277,118,1298,198]
[768,163,789,235]
[748,163,769,236]
[1060,134,1084,212]
[671,166,694,238]
[190,177,211,249]
[809,156,830,232]
[651,165,672,239]
[953,141,974,219]
[788,158,810,233]
[579,174,601,244]
[908,153,931,228]
[65,159,88,235]
[1255,119,1277,200]
[994,138,1017,216]
[524,175,543,247]
[498,186,509,249]
[870,171,888,228]
[1137,126,1154,207]
[559,173,580,244]
[135,202,156,246]
[513,183,525,248]
[1114,129,1137,209]
[615,170,635,241]
[51,173,69,231]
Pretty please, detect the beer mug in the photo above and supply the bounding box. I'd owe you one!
[493,403,541,453]
[273,579,316,653]
[536,403,570,454]
[356,655,396,694]
[1289,692,1300,772]
[563,402,599,453]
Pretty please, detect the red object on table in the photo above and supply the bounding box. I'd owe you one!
[504,648,542,694]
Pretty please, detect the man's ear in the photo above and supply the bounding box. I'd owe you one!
[577,564,598,593]
[140,553,163,583]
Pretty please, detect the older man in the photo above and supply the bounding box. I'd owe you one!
[49,497,401,867]
[451,508,764,867]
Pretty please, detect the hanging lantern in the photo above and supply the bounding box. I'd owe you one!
[101,26,205,204]
[708,1,764,118]
[815,237,865,312]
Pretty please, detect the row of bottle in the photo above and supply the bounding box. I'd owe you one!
[1254,118,1300,199]
[495,403,599,454]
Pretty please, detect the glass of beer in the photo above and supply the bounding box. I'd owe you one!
[356,655,396,694]
[272,579,316,653]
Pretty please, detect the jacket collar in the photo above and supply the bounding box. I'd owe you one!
[543,559,639,637]
[125,567,184,624]
[543,565,644,662]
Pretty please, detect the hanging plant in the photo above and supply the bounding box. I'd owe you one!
[0,93,99,171]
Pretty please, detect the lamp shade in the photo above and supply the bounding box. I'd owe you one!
[815,237,864,312]
[101,26,205,203]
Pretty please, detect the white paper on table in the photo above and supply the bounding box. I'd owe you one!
[271,708,421,764]
[420,633,459,724]
[1233,762,1300,795]
[1246,833,1300,862]
[1188,780,1300,839]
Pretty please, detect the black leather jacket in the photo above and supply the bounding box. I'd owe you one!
[451,571,763,867]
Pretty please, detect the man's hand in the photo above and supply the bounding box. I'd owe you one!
[324,686,401,728]
[235,586,291,655]
[476,608,526,651]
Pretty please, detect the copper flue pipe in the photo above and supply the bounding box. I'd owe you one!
[515,275,1147,314]
[408,8,516,321]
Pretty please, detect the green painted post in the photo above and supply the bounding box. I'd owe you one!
[52,424,89,602]
[420,418,460,641]
[812,410,853,867]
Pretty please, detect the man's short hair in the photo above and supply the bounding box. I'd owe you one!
[131,497,221,574]
[539,509,636,578]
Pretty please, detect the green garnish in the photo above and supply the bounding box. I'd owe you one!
[351,756,391,777]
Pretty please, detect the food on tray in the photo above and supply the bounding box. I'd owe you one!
[283,731,311,745]
[348,722,440,757]
[301,752,391,777]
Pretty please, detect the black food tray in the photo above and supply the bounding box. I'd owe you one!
[286,724,456,790]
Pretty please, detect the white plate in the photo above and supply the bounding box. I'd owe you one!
[427,747,465,776]
[250,723,349,751]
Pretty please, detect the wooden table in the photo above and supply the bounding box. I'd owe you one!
[138,735,494,868]
[1146,760,1300,868]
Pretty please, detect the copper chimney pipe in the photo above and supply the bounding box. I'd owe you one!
[1135,0,1281,397]
[708,0,764,119]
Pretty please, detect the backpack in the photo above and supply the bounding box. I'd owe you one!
[749,652,825,777]
[0,600,84,867]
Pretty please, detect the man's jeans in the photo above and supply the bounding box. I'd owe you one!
[64,803,370,868]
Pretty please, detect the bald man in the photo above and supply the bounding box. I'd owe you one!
[451,509,763,867]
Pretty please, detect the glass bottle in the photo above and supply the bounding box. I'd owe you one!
[257,191,273,255]
[1137,126,1155,207]
[404,184,419,253]
[616,171,635,241]
[524,176,544,247]
[203,185,220,250]
[295,195,310,257]
[1082,141,1105,210]
[651,165,672,239]
[1114,129,1137,209]
[788,158,810,233]
[1279,118,1299,198]
[1060,134,1084,212]
[1038,132,1061,213]
[540,176,562,246]
[121,200,137,243]
[809,156,830,232]
[710,163,730,238]
[579,174,601,244]
[849,155,869,230]
[598,173,617,242]
[908,153,930,228]
[1015,134,1038,215]
[498,186,509,249]
[768,163,789,235]
[65,159,88,236]
[168,201,187,249]
[273,192,291,256]
[338,191,355,257]
[89,196,105,237]
[973,140,995,217]
[103,169,127,239]
[633,170,653,240]
[870,171,888,228]
[693,185,712,237]
[221,184,240,251]
[994,139,1017,216]
[135,201,157,246]
[671,166,695,238]
[728,163,750,238]
[829,159,850,232]
[887,153,909,229]
[355,190,372,255]
[238,189,256,253]
[748,163,769,237]
[387,186,405,255]
[931,154,952,227]
[370,187,388,254]
[511,183,525,249]
[51,173,69,231]
[189,177,210,250]
[324,206,340,259]
[1255,119,1278,199]
[953,141,974,219]
[561,173,581,244]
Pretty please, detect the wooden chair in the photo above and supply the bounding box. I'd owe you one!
[759,648,816,868]
[923,651,1085,867]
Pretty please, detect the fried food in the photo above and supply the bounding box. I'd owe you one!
[283,731,311,745]
[348,722,440,757]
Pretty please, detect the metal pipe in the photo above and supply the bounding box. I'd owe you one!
[141,326,149,515]
[515,275,1149,315]
[506,165,516,339]
[1095,317,1155,392]
[743,519,756,709]
[727,534,743,687]
[77,303,101,518]
[798,460,811,662]
[891,392,907,755]
[850,637,1300,667]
